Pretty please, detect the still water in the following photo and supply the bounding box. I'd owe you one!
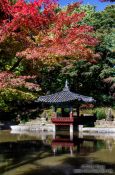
[0,130,115,175]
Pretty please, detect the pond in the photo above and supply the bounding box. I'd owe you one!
[0,130,115,175]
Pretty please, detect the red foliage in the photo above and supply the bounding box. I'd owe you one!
[0,0,57,40]
[0,0,99,64]
[0,71,40,91]
[0,0,11,14]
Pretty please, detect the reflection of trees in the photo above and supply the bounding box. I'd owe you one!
[0,132,115,175]
[106,139,113,152]
[0,140,51,174]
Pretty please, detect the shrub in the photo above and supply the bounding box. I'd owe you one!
[94,108,106,120]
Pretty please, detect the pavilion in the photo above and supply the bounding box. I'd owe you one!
[36,81,95,136]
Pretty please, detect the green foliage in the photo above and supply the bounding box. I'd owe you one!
[41,108,53,120]
[99,66,115,79]
[0,3,115,117]
[81,107,113,120]
[10,0,18,5]
[0,88,36,111]
[61,4,115,104]
[94,108,106,120]
[37,65,66,93]
[80,108,94,115]
[81,107,115,120]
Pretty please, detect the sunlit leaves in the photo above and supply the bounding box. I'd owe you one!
[0,0,99,66]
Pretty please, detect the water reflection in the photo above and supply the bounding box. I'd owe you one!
[0,130,115,175]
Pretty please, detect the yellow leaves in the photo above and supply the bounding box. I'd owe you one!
[34,33,43,43]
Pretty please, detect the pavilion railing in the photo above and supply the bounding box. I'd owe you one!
[51,117,74,123]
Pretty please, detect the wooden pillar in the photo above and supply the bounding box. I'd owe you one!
[77,143,80,153]
[70,124,73,141]
[62,107,64,117]
[70,146,73,156]
[53,124,56,139]
[52,106,57,118]
[76,103,80,117]
[70,107,73,118]
[53,147,57,156]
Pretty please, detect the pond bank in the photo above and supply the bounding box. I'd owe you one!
[79,126,115,133]
[10,124,115,133]
[11,124,54,132]
[10,118,115,133]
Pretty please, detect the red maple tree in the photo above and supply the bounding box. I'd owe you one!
[0,0,99,89]
[0,0,99,59]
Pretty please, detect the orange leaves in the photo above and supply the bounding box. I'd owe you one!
[0,71,40,91]
[67,2,82,13]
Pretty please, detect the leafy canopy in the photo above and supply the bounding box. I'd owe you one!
[0,0,99,66]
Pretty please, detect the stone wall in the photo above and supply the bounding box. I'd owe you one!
[95,119,115,128]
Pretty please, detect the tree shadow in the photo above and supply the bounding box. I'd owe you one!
[14,137,115,175]
[0,140,52,174]
[1,133,115,175]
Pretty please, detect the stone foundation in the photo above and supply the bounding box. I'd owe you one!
[94,119,115,128]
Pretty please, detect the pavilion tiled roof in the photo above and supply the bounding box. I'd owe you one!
[36,81,95,104]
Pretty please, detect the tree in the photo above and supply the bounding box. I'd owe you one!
[94,5,115,101]
[0,0,100,112]
[0,1,99,66]
[62,4,115,105]
[0,0,114,116]
[0,0,42,111]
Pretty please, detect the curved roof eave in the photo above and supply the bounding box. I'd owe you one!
[36,91,95,104]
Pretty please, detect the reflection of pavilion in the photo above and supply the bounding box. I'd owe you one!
[36,80,95,136]
[10,131,106,156]
[51,138,75,156]
[51,134,98,156]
